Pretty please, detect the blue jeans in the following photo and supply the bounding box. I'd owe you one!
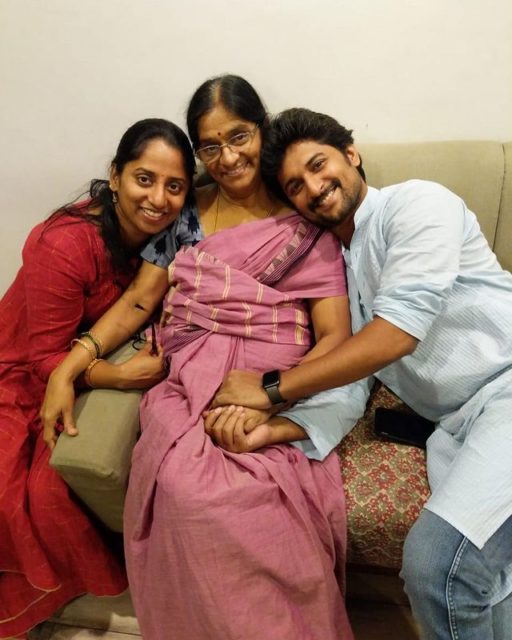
[400,509,512,639]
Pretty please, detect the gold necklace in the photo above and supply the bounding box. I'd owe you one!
[213,186,276,232]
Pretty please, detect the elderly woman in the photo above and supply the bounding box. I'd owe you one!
[126,76,355,640]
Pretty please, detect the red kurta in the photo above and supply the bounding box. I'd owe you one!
[0,213,131,638]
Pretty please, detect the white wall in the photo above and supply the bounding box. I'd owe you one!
[1,0,511,294]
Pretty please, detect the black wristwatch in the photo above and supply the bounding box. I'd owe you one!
[262,370,285,405]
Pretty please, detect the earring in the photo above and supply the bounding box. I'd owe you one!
[112,191,118,204]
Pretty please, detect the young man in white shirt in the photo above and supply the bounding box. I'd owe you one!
[213,108,512,640]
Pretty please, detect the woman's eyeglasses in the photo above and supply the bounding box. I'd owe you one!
[131,323,158,355]
[195,125,259,164]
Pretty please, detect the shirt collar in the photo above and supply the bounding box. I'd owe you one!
[353,186,379,230]
[343,186,380,260]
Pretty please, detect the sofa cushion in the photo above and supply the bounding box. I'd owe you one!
[338,383,431,571]
[50,341,142,532]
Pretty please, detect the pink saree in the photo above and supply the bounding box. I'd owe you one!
[124,212,354,640]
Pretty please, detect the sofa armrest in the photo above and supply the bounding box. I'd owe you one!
[50,341,142,532]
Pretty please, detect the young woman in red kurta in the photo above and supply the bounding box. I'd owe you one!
[0,118,195,638]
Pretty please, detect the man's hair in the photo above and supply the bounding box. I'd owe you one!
[261,108,366,203]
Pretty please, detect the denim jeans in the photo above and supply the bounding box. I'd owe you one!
[400,509,512,639]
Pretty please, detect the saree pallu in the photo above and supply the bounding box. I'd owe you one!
[124,213,354,640]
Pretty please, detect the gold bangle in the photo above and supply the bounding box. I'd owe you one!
[80,331,103,358]
[71,337,96,360]
[84,358,103,388]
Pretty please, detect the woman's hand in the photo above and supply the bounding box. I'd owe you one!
[203,406,307,453]
[116,343,167,390]
[40,342,167,451]
[40,369,79,451]
[204,405,275,453]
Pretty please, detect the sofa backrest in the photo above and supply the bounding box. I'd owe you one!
[494,142,512,272]
[358,141,511,272]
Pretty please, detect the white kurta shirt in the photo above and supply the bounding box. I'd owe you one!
[287,181,512,559]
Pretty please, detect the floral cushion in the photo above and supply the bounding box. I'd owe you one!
[337,383,431,570]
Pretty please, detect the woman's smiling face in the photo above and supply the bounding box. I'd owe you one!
[196,103,262,198]
[110,137,190,247]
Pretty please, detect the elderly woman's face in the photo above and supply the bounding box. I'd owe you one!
[196,103,262,197]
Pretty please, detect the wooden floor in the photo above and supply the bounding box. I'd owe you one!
[348,599,419,639]
[27,591,420,639]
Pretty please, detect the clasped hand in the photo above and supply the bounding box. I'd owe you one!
[203,405,275,453]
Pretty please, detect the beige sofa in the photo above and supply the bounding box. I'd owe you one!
[50,140,512,605]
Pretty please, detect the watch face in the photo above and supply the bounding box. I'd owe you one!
[262,370,283,404]
[263,370,280,389]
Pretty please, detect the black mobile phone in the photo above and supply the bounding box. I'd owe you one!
[374,407,435,449]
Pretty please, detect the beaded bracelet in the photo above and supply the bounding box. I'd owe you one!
[79,331,103,358]
[71,337,96,360]
[84,357,103,388]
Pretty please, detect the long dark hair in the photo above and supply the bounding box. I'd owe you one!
[49,118,195,272]
[186,74,267,151]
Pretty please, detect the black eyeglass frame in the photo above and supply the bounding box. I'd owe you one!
[194,125,259,164]
[131,322,158,356]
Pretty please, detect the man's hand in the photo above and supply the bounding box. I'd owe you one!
[211,370,271,410]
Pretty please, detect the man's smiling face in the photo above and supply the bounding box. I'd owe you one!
[278,140,367,233]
